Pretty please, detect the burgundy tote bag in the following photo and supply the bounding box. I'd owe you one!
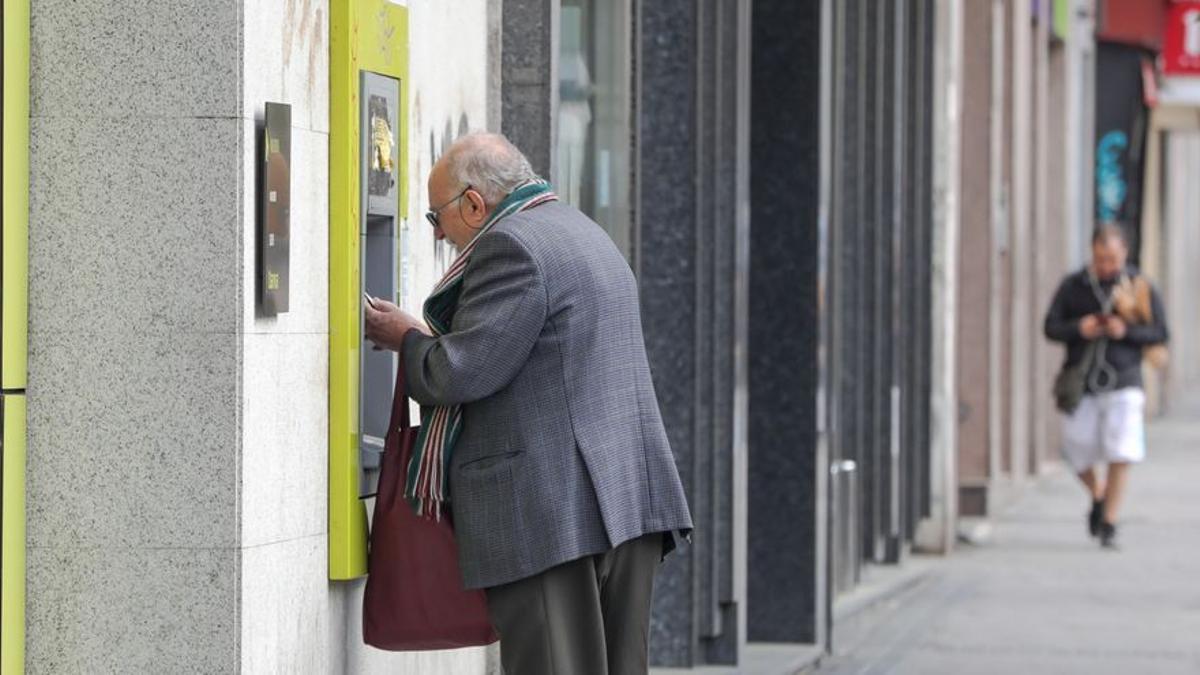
[362,359,498,651]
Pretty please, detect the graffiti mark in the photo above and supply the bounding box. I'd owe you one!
[376,5,398,65]
[427,113,473,274]
[1096,130,1129,223]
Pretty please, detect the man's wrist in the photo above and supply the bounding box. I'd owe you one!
[400,326,426,351]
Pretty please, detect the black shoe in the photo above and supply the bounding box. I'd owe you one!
[1099,521,1118,549]
[1088,499,1105,537]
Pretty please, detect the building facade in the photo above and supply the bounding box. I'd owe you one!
[954,0,1101,521]
[2,0,1198,673]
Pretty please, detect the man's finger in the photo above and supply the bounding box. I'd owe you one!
[372,297,400,312]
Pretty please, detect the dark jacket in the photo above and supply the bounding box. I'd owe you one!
[1043,266,1169,393]
[402,202,694,589]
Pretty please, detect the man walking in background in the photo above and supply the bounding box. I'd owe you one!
[364,132,693,674]
[1044,223,1169,549]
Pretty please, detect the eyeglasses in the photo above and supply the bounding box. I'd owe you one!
[425,185,472,229]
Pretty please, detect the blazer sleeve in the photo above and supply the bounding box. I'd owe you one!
[1043,278,1081,343]
[402,230,548,407]
[1122,282,1169,346]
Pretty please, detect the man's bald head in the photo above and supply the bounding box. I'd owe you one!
[426,132,540,248]
[435,132,539,206]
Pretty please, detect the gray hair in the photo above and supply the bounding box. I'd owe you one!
[444,132,540,205]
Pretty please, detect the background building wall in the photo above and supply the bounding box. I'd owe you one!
[956,0,1094,520]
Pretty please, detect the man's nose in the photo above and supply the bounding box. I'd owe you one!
[433,227,445,241]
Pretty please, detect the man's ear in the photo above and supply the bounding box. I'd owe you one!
[465,189,488,223]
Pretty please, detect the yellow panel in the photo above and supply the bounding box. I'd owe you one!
[329,0,408,581]
[2,0,30,391]
[2,0,30,671]
[2,396,27,675]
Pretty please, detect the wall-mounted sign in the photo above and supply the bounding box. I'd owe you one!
[260,102,291,315]
[1163,1,1200,76]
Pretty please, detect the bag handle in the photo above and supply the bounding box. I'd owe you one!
[387,345,412,435]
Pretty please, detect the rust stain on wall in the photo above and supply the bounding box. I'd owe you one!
[279,0,324,105]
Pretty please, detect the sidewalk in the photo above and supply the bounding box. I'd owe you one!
[820,391,1200,674]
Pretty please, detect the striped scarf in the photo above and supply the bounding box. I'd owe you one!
[405,180,558,518]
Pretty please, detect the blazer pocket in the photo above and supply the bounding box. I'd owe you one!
[458,449,524,473]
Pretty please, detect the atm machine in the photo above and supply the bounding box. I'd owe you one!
[357,72,400,499]
[328,0,408,581]
[1,0,30,670]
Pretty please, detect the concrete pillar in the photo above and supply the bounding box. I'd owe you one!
[915,0,962,554]
[500,0,558,179]
[1045,31,1070,455]
[635,0,707,666]
[988,0,1009,492]
[1030,1,1053,475]
[995,0,1016,483]
[746,0,826,644]
[26,1,244,668]
[1160,126,1200,399]
[956,0,996,517]
[1065,0,1098,266]
[1008,0,1035,483]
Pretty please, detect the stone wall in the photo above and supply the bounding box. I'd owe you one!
[26,0,495,672]
[26,0,242,671]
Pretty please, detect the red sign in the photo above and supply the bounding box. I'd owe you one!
[1163,1,1200,76]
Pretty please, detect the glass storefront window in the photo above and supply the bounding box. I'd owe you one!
[556,0,633,257]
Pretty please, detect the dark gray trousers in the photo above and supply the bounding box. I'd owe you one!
[484,532,663,675]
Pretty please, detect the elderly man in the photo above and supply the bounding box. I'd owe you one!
[364,132,693,674]
[1044,223,1168,549]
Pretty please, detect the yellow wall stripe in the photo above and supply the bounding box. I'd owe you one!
[2,397,27,675]
[2,0,29,391]
[2,0,30,672]
[329,0,408,581]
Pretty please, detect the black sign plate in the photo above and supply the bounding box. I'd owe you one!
[260,102,291,315]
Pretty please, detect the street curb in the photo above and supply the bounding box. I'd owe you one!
[651,643,824,675]
[832,558,937,624]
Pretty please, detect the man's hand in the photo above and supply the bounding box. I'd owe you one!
[364,297,432,351]
[1079,314,1104,340]
[1104,315,1127,340]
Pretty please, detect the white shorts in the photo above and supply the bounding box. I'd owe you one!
[1060,387,1146,472]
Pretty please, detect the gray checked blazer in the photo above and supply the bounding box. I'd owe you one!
[401,201,693,590]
